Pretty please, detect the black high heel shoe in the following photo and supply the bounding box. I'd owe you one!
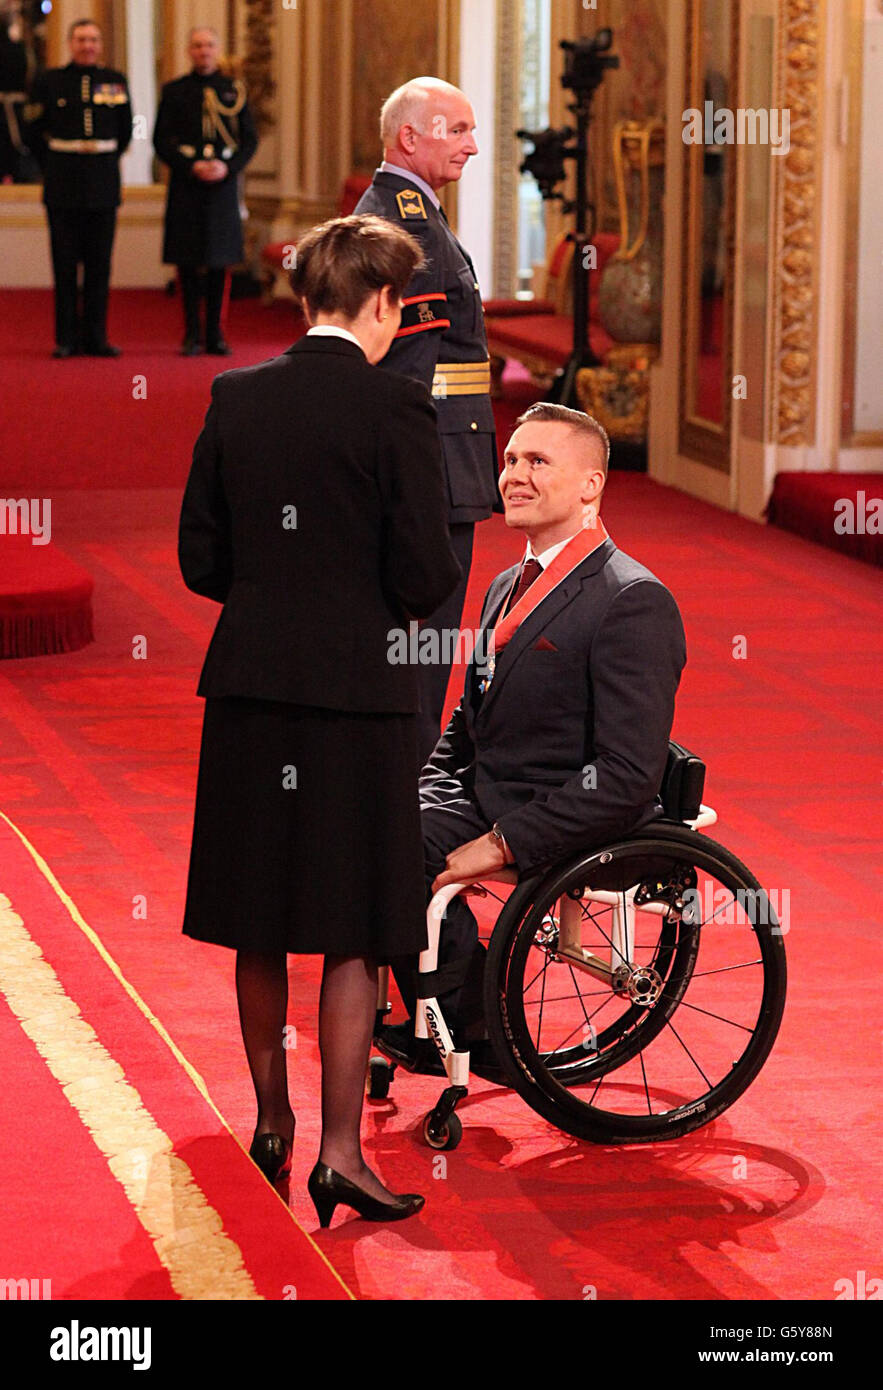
[307,1162,424,1228]
[249,1132,293,1184]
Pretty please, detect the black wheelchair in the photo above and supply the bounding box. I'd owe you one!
[368,743,787,1151]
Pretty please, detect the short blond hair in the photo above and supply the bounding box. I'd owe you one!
[514,402,610,474]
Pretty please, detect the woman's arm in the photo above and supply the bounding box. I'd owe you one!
[178,388,233,603]
[376,377,461,619]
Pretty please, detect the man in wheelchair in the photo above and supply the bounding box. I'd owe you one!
[378,402,687,1079]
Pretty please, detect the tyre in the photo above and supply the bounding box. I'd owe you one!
[366,1057,394,1100]
[422,1111,463,1151]
[484,824,787,1143]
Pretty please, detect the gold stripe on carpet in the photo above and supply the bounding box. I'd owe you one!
[0,891,263,1300]
[0,810,354,1299]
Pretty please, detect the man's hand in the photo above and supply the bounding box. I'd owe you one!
[432,832,512,895]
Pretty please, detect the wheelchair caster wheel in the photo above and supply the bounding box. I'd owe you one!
[367,1057,395,1100]
[422,1111,462,1151]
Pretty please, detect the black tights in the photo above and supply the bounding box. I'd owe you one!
[235,951,397,1200]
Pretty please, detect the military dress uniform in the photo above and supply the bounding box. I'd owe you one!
[25,62,132,354]
[355,167,499,765]
[0,23,30,182]
[153,70,257,353]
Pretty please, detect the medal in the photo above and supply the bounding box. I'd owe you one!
[478,652,495,695]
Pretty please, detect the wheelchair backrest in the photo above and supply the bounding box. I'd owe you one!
[661,741,706,822]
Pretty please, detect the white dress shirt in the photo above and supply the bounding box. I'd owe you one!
[524,533,581,571]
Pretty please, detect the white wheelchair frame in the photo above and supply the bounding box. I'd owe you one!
[373,804,718,1146]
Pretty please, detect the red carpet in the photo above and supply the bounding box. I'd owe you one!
[768,471,883,567]
[1,289,881,1301]
[0,810,350,1301]
[0,290,301,492]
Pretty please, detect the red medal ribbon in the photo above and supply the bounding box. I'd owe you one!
[492,521,609,658]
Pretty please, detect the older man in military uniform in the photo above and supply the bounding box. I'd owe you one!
[153,27,257,356]
[25,18,131,358]
[356,77,498,766]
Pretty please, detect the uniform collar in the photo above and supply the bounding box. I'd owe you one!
[378,161,441,210]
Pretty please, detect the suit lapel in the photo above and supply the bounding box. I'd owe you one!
[465,569,515,708]
[476,540,616,718]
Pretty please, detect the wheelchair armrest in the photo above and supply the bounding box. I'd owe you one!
[661,740,706,822]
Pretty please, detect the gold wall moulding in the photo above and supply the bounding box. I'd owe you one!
[241,0,277,134]
[840,0,883,446]
[678,0,740,474]
[770,0,823,446]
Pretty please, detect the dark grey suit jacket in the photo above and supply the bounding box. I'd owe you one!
[420,538,687,873]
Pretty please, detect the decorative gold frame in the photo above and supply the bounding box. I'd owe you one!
[840,0,882,447]
[493,0,522,299]
[678,0,740,473]
[437,0,462,228]
[768,0,823,447]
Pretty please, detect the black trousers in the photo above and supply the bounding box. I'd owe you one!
[178,265,230,345]
[416,520,475,769]
[47,207,117,350]
[391,782,492,1041]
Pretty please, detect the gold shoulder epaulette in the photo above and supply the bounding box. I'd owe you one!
[395,189,428,221]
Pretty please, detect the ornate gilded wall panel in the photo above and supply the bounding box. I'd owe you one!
[493,0,521,298]
[770,0,823,446]
[350,0,447,172]
[577,0,668,233]
[241,0,276,134]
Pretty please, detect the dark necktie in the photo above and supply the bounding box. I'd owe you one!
[505,557,543,616]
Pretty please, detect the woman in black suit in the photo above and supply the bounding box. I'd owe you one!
[179,214,461,1225]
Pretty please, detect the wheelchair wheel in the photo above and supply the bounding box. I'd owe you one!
[484,824,786,1144]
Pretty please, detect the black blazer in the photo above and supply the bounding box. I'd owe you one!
[420,539,687,873]
[179,335,462,714]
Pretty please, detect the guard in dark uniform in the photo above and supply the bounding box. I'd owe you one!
[355,78,498,765]
[0,15,31,183]
[153,27,257,356]
[24,18,131,357]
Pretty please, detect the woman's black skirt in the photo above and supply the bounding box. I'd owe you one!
[182,697,428,959]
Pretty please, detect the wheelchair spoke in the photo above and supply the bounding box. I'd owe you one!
[536,953,549,1053]
[588,1072,605,1105]
[660,1015,713,1088]
[668,998,755,1033]
[524,987,615,1004]
[491,839,785,1137]
[573,901,629,968]
[540,1016,593,1060]
[690,959,763,976]
[523,958,549,996]
[639,1049,653,1115]
[696,895,741,930]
